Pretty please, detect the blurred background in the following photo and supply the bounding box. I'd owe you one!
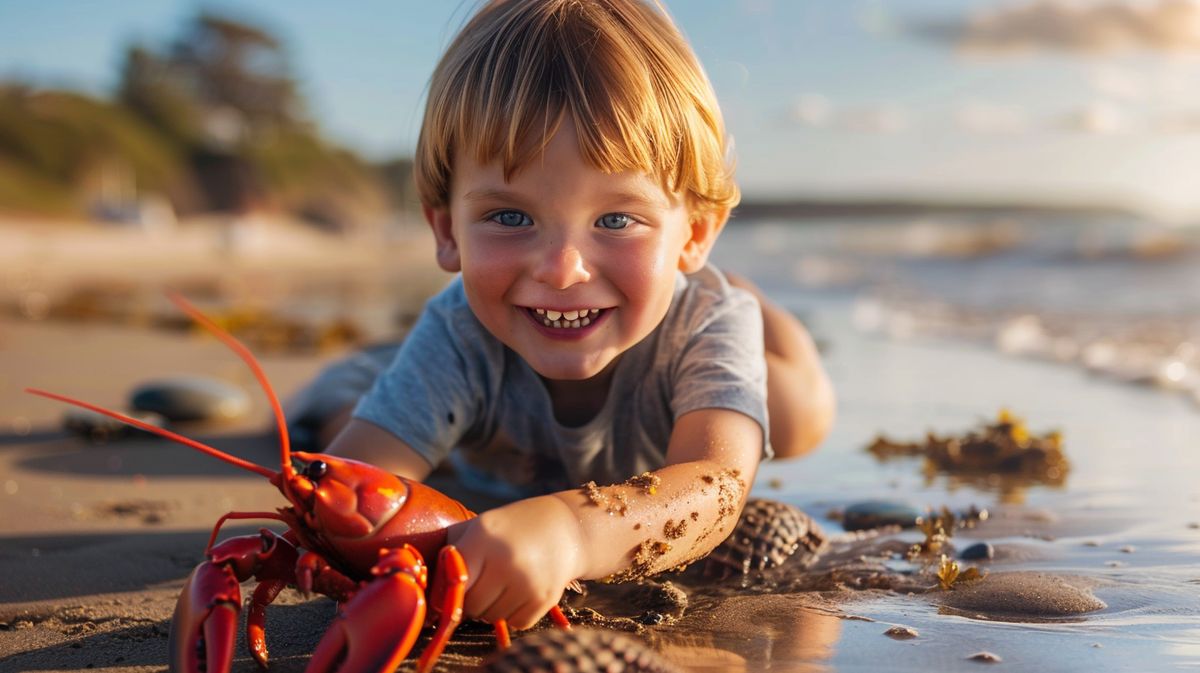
[8,0,1200,222]
[4,3,1200,669]
[2,0,1198,395]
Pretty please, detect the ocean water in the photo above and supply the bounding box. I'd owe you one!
[704,215,1200,671]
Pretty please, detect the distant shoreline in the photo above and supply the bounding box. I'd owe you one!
[731,197,1134,222]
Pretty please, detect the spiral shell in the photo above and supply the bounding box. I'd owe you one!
[702,498,825,579]
[484,627,679,673]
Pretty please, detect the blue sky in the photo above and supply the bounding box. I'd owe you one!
[4,0,1200,220]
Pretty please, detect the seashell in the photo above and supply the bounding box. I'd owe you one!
[484,627,679,673]
[702,498,825,579]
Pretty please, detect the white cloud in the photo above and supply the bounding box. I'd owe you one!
[788,96,908,133]
[838,104,910,134]
[790,94,832,127]
[956,0,1200,55]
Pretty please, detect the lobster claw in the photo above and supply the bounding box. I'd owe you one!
[168,560,242,673]
[305,545,429,673]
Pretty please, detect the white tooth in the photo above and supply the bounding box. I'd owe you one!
[571,319,581,328]
[553,320,562,328]
[536,308,545,315]
[581,317,591,326]
[589,308,599,315]
[563,310,579,321]
[546,310,562,321]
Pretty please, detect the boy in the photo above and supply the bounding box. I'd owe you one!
[309,0,834,631]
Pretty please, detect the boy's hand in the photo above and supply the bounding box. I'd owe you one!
[446,495,584,630]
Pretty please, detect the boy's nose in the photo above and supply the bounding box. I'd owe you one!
[532,242,591,289]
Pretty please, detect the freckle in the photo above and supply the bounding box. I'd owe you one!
[634,523,641,530]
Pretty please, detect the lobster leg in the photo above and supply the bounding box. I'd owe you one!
[305,545,428,673]
[416,545,468,673]
[169,529,298,673]
[169,561,241,673]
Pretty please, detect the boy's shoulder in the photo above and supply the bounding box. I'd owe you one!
[666,264,762,338]
[412,275,506,366]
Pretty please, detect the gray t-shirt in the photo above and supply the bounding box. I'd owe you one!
[354,264,768,500]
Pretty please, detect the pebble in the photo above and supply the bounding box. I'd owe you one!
[63,408,167,442]
[939,572,1106,618]
[967,651,1002,663]
[130,376,250,422]
[1119,545,1136,553]
[960,542,995,561]
[884,626,918,639]
[842,500,923,531]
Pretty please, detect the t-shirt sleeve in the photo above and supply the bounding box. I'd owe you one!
[351,285,488,467]
[670,284,772,459]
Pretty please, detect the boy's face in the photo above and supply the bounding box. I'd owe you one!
[426,117,723,381]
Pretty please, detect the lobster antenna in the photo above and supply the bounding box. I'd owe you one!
[25,388,277,479]
[165,290,297,480]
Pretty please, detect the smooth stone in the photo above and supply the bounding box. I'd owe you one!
[842,500,923,531]
[884,626,918,639]
[130,376,250,422]
[960,542,995,561]
[940,572,1106,619]
[63,408,168,442]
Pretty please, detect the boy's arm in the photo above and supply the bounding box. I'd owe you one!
[325,418,435,481]
[447,407,760,630]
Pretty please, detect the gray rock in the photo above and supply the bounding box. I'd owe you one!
[130,376,250,423]
[960,542,995,561]
[842,500,923,531]
[884,626,918,639]
[63,408,168,443]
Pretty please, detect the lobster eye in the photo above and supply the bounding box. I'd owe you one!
[303,460,328,481]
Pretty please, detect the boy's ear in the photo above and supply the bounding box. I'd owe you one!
[424,205,461,272]
[677,207,729,274]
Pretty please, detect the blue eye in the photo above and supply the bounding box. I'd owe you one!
[597,213,633,230]
[491,210,532,227]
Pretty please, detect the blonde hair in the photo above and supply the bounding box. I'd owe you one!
[415,0,739,213]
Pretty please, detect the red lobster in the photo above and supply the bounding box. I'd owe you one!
[27,292,570,673]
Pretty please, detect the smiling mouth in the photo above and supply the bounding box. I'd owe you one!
[525,307,607,329]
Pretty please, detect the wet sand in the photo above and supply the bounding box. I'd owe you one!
[3,220,1200,671]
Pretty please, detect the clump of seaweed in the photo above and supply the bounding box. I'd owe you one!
[904,506,988,560]
[867,409,1069,490]
[936,554,984,590]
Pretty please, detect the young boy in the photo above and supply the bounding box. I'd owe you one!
[307,0,834,632]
